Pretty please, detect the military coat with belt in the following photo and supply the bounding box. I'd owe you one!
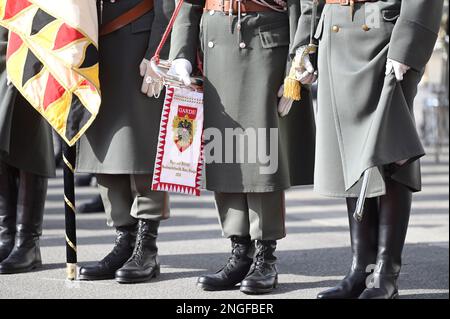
[76,0,175,175]
[170,0,316,193]
[294,0,443,198]
[0,27,55,178]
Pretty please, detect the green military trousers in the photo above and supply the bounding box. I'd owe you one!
[214,191,286,241]
[96,174,170,228]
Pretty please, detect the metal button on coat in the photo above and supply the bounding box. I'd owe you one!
[208,41,215,48]
[332,25,340,33]
[209,10,215,15]
[362,24,370,31]
[239,42,246,49]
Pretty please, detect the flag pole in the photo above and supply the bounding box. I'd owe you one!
[62,142,77,280]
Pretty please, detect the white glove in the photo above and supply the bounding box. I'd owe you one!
[168,58,193,86]
[294,46,318,85]
[277,85,295,117]
[386,58,410,82]
[140,58,163,98]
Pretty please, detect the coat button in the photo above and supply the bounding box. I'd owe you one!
[332,25,340,33]
[209,10,215,15]
[110,0,115,3]
[208,41,215,48]
[362,24,370,31]
[239,42,246,49]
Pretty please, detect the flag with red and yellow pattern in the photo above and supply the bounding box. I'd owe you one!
[0,0,100,146]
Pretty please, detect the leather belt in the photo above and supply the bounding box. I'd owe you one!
[204,0,275,14]
[100,0,154,36]
[325,0,375,5]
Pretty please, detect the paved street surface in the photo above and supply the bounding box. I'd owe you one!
[0,148,448,299]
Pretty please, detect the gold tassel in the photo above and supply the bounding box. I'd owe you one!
[284,76,302,101]
[283,56,302,101]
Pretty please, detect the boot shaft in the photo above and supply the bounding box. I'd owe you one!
[230,236,252,259]
[346,197,379,272]
[375,177,412,276]
[255,240,277,259]
[129,220,160,265]
[15,171,48,238]
[0,162,19,241]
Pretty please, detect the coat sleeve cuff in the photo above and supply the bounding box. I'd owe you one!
[387,18,439,72]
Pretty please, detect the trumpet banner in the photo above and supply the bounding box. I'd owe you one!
[0,0,100,146]
[152,87,204,196]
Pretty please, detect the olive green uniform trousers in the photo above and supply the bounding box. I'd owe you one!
[97,174,170,228]
[215,192,286,241]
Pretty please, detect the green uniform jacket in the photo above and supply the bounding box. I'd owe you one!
[170,0,316,193]
[76,0,175,174]
[294,0,443,198]
[0,27,55,177]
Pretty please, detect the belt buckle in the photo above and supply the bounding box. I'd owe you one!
[339,0,350,5]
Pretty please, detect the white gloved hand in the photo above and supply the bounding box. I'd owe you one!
[140,58,163,98]
[386,58,410,82]
[168,58,193,86]
[294,46,318,85]
[277,85,295,117]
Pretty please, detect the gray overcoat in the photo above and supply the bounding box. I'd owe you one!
[170,0,316,193]
[295,0,443,197]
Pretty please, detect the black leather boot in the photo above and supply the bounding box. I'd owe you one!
[359,177,411,299]
[240,240,278,295]
[0,171,47,274]
[197,236,253,291]
[115,219,160,284]
[0,162,18,262]
[78,195,104,214]
[79,224,136,280]
[317,198,379,299]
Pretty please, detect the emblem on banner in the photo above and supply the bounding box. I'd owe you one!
[173,105,197,152]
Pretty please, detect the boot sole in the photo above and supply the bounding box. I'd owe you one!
[0,261,42,275]
[78,274,116,281]
[115,267,160,284]
[197,282,238,291]
[240,279,278,295]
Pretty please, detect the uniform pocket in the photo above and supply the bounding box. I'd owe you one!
[259,22,290,49]
[314,13,325,41]
[131,11,154,34]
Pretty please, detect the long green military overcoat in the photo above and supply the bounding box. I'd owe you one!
[0,27,55,177]
[295,0,443,198]
[76,0,174,175]
[170,0,316,193]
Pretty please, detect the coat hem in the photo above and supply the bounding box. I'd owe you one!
[313,187,386,199]
[75,167,155,175]
[346,153,425,193]
[0,155,56,178]
[206,183,290,194]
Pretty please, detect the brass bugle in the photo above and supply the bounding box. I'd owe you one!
[150,58,204,92]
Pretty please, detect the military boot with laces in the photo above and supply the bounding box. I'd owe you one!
[78,224,136,280]
[240,240,278,295]
[115,219,161,284]
[197,236,253,291]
